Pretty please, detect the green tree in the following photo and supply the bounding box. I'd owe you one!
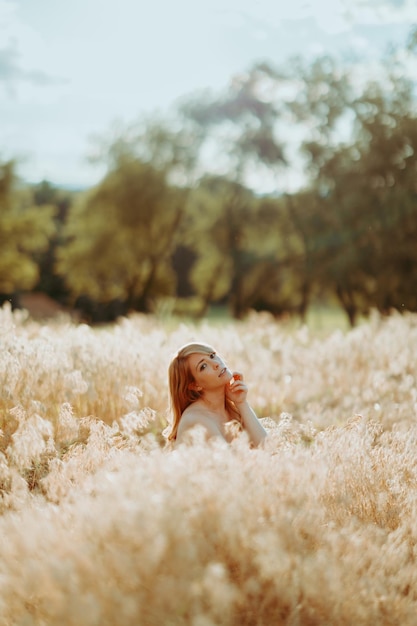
[32,180,72,303]
[178,64,293,318]
[89,115,202,188]
[187,176,298,319]
[0,161,55,298]
[180,62,287,185]
[240,194,304,318]
[185,176,253,317]
[273,43,417,325]
[307,64,417,323]
[57,155,187,313]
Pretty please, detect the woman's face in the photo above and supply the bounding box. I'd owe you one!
[187,350,232,392]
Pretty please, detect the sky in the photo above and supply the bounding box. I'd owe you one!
[0,0,416,189]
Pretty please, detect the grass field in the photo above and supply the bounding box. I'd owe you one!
[0,303,416,625]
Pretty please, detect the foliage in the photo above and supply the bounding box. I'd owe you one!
[180,62,287,182]
[186,176,261,318]
[295,63,417,323]
[31,180,73,303]
[176,42,417,325]
[0,161,56,294]
[57,155,187,312]
[9,28,417,326]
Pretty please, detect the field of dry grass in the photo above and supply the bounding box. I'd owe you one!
[1,303,417,625]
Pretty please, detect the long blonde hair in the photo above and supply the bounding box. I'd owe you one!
[166,342,240,441]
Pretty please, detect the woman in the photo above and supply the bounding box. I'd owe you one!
[166,342,267,446]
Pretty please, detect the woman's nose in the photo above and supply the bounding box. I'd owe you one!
[214,357,224,369]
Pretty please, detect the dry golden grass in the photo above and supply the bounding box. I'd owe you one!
[0,303,417,625]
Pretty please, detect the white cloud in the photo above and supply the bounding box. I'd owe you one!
[0,0,64,94]
[0,0,15,30]
[340,0,417,25]
[207,0,417,35]
[203,0,348,33]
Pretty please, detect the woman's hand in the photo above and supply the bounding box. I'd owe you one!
[226,371,248,406]
[226,370,268,446]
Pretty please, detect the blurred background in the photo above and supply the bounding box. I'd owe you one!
[1,0,417,326]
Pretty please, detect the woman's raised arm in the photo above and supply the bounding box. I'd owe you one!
[227,372,267,447]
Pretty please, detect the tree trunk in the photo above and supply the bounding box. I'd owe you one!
[336,284,357,327]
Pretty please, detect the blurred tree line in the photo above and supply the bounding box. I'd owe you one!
[2,28,417,325]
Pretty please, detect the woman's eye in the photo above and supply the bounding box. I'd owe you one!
[209,352,216,359]
[200,363,207,371]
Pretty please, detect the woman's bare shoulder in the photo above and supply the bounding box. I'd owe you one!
[178,405,224,440]
[179,404,211,428]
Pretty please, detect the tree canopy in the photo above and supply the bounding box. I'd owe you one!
[57,154,187,313]
[4,27,417,325]
[0,161,55,296]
